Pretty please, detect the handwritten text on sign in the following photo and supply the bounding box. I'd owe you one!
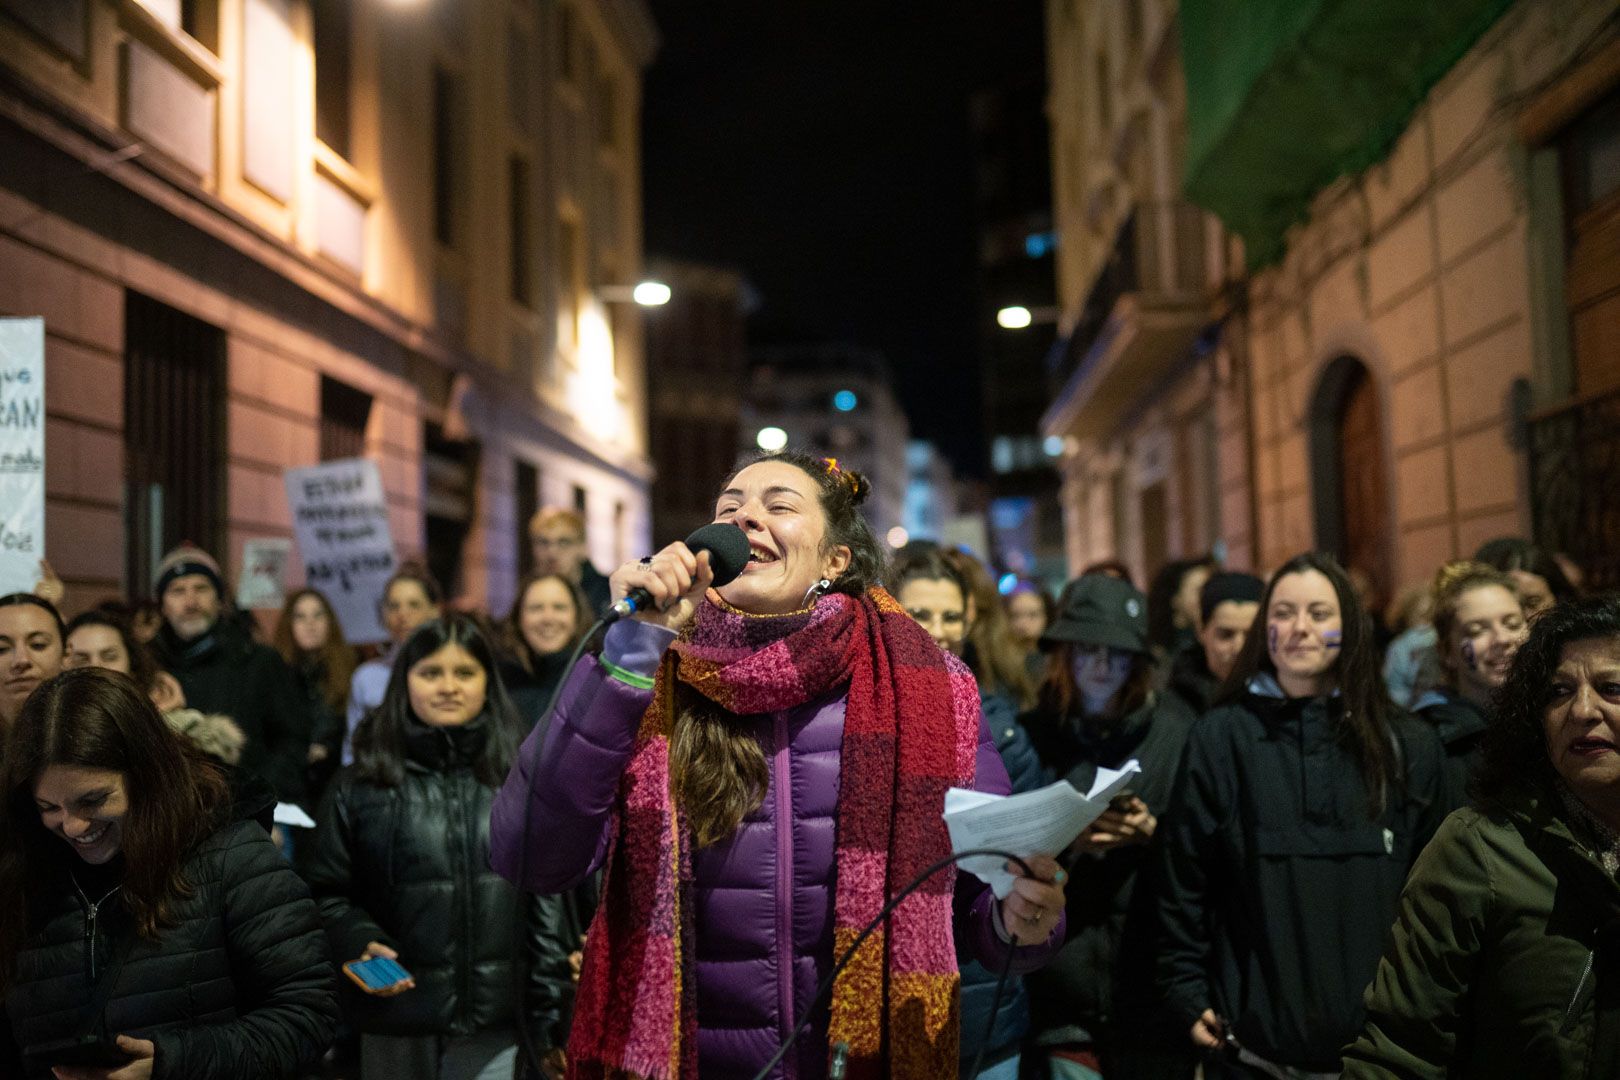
[0,319,44,595]
[284,458,396,643]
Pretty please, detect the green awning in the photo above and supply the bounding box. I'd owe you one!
[1180,0,1514,268]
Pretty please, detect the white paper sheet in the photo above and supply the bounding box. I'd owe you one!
[273,802,317,829]
[943,760,1142,898]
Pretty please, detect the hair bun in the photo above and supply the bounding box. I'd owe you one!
[843,468,871,506]
[1431,559,1495,600]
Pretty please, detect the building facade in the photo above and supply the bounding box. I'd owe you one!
[643,257,751,543]
[739,345,911,543]
[1185,0,1620,598]
[0,0,656,621]
[1043,0,1620,600]
[1041,0,1243,588]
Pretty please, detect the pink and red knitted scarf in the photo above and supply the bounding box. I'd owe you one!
[567,588,981,1080]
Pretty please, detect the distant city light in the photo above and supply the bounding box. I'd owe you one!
[633,281,672,306]
[996,305,1033,330]
[755,426,788,453]
[833,389,858,412]
[998,572,1019,596]
[1024,231,1056,258]
[886,526,910,549]
[1043,435,1065,457]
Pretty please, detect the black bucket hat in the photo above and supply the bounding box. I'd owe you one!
[1040,573,1150,655]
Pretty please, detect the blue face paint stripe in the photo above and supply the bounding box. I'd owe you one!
[1461,639,1477,671]
[1322,630,1342,649]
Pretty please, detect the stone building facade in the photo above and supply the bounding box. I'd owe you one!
[0,0,657,621]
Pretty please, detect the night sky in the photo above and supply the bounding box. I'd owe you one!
[641,2,1046,475]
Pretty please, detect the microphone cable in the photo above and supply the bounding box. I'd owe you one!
[749,848,1038,1080]
[505,621,1045,1080]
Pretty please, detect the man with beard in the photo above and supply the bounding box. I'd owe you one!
[149,545,311,803]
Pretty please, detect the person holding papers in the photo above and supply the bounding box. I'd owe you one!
[1021,573,1196,1079]
[1154,553,1446,1079]
[489,451,1066,1080]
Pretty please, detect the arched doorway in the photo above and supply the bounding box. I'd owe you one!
[1309,356,1392,607]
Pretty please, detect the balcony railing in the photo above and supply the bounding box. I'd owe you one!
[1528,384,1620,593]
[1047,200,1211,391]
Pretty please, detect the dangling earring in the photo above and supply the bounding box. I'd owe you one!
[803,578,832,607]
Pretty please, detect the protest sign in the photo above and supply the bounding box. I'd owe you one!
[237,537,293,610]
[284,458,396,643]
[0,319,44,595]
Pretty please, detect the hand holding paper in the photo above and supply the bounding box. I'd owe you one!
[943,760,1142,899]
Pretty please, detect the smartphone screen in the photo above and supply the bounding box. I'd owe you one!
[23,1035,132,1069]
[344,955,412,993]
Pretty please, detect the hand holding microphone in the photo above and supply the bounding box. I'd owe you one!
[607,523,752,632]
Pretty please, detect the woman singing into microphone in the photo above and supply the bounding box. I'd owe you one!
[490,450,1066,1080]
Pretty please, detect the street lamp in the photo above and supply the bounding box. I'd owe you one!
[597,280,672,306]
[995,304,1060,330]
[756,426,788,453]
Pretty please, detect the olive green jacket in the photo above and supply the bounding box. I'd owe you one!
[1343,791,1620,1078]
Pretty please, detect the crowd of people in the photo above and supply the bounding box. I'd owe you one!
[0,449,1615,1080]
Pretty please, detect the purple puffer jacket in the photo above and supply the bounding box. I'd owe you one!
[489,620,1063,1079]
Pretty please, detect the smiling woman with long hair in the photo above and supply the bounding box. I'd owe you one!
[0,667,337,1079]
[304,615,569,1080]
[1155,552,1447,1078]
[490,449,1068,1080]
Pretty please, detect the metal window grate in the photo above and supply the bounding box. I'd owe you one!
[123,292,226,598]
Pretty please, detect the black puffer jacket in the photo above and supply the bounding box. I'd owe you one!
[153,620,312,803]
[303,715,569,1051]
[4,819,338,1080]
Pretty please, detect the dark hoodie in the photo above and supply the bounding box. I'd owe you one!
[1155,675,1447,1071]
[1024,693,1195,1056]
[1163,645,1220,720]
[499,649,575,732]
[1411,687,1490,812]
[153,618,311,803]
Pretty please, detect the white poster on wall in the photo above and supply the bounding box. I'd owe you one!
[0,319,45,596]
[284,458,396,643]
[237,537,293,611]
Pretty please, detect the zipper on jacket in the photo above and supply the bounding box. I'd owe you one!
[772,711,796,1079]
[73,877,121,982]
[1560,950,1596,1034]
[447,755,475,1034]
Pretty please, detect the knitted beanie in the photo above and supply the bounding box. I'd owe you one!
[155,544,225,599]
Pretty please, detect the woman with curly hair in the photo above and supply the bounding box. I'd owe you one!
[1410,561,1528,809]
[1346,595,1620,1078]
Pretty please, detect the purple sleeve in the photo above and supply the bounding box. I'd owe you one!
[488,620,672,893]
[953,711,1064,974]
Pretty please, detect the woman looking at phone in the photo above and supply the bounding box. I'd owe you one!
[1021,573,1197,1078]
[0,667,337,1080]
[305,615,570,1080]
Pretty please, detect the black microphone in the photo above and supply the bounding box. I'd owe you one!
[605,523,752,623]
